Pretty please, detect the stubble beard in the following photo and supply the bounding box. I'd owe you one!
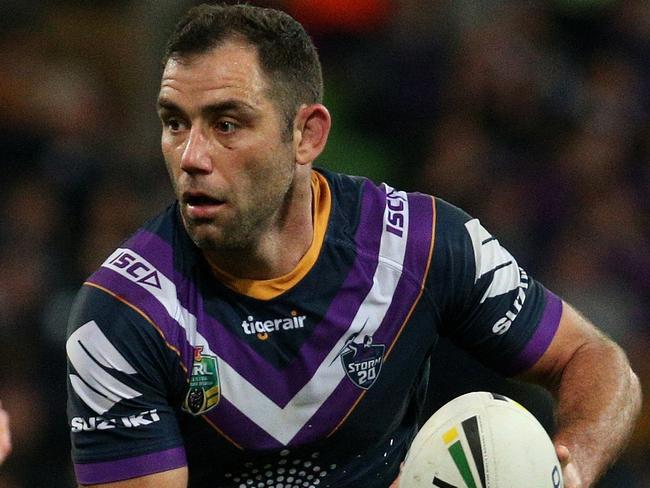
[182,156,296,255]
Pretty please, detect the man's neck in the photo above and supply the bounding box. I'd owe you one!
[203,169,314,280]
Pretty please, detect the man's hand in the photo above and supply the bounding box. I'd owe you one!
[0,401,12,465]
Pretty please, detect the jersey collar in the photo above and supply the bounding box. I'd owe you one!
[209,170,332,300]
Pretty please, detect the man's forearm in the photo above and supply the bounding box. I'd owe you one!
[552,336,641,486]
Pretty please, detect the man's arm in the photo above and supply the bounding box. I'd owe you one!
[80,466,188,487]
[519,301,642,488]
[67,286,189,485]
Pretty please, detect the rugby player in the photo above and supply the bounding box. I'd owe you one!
[66,4,641,487]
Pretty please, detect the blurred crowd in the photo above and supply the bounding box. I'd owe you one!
[0,1,647,486]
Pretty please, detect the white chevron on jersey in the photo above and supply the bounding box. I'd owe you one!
[67,320,142,415]
[98,186,409,445]
[464,219,521,303]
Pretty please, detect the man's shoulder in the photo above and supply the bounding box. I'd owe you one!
[315,167,368,199]
[318,168,462,215]
[64,282,167,363]
[319,169,472,234]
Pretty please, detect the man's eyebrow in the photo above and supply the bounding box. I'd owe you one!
[156,98,258,117]
[157,98,182,113]
[201,100,258,118]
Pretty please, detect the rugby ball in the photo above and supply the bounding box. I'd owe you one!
[400,392,563,488]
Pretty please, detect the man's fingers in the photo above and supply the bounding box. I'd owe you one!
[556,444,571,465]
[0,405,11,464]
[555,444,584,488]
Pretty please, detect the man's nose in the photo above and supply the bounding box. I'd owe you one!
[180,127,212,173]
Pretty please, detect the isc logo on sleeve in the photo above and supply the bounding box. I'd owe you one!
[106,250,162,289]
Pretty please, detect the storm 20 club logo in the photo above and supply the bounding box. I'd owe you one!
[337,330,385,390]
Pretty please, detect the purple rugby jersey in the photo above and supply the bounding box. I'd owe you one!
[66,168,561,487]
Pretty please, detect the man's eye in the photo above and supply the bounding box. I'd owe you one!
[216,121,237,134]
[165,118,183,132]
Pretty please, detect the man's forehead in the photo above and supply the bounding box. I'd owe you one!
[159,43,273,107]
[163,39,261,78]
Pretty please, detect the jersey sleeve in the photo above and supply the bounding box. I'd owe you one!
[427,198,563,376]
[66,283,188,485]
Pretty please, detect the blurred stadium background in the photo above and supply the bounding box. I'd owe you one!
[0,0,647,486]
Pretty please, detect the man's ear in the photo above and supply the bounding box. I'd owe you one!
[293,104,331,165]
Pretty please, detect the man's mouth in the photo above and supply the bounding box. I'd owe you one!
[182,192,226,219]
[184,194,223,206]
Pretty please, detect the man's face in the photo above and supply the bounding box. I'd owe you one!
[158,40,296,252]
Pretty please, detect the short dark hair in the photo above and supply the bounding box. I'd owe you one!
[163,3,323,135]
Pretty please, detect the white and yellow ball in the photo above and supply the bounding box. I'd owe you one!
[401,391,563,488]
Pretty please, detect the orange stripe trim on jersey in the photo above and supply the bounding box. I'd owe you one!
[83,281,188,376]
[209,170,332,300]
[200,415,244,450]
[326,196,437,438]
[327,389,368,438]
[85,282,249,450]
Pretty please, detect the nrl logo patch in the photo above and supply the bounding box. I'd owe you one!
[339,332,385,390]
[183,346,220,415]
